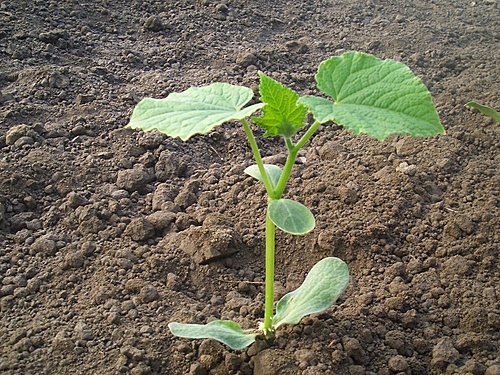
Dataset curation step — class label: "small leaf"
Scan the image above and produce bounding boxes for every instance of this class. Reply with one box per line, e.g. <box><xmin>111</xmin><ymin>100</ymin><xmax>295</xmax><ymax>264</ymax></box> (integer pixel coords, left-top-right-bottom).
<box><xmin>252</xmin><ymin>71</ymin><xmax>307</xmax><ymax>137</ymax></box>
<box><xmin>465</xmin><ymin>101</ymin><xmax>500</xmax><ymax>122</ymax></box>
<box><xmin>168</xmin><ymin>320</ymin><xmax>256</xmax><ymax>350</ymax></box>
<box><xmin>268</xmin><ymin>199</ymin><xmax>315</xmax><ymax>235</ymax></box>
<box><xmin>244</xmin><ymin>164</ymin><xmax>283</xmax><ymax>188</ymax></box>
<box><xmin>128</xmin><ymin>83</ymin><xmax>264</xmax><ymax>141</ymax></box>
<box><xmin>299</xmin><ymin>51</ymin><xmax>445</xmax><ymax>141</ymax></box>
<box><xmin>272</xmin><ymin>257</ymin><xmax>349</xmax><ymax>329</ymax></box>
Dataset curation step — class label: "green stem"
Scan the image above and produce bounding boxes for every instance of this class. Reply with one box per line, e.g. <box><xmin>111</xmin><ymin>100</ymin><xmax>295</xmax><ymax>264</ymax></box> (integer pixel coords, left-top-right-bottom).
<box><xmin>263</xmin><ymin>212</ymin><xmax>275</xmax><ymax>332</ymax></box>
<box><xmin>241</xmin><ymin>119</ymin><xmax>273</xmax><ymax>195</ymax></box>
<box><xmin>295</xmin><ymin>121</ymin><xmax>321</xmax><ymax>151</ymax></box>
<box><xmin>273</xmin><ymin>121</ymin><xmax>321</xmax><ymax>198</ymax></box>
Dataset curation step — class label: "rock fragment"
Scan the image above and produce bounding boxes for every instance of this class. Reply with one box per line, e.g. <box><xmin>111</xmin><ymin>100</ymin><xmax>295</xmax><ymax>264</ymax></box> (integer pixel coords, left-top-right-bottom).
<box><xmin>431</xmin><ymin>338</ymin><xmax>459</xmax><ymax>371</ymax></box>
<box><xmin>116</xmin><ymin>167</ymin><xmax>154</xmax><ymax>192</ymax></box>
<box><xmin>124</xmin><ymin>218</ymin><xmax>155</xmax><ymax>241</ymax></box>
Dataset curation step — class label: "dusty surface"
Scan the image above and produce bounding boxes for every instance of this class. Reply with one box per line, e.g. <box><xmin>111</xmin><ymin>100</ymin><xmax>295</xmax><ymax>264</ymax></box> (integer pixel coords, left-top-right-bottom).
<box><xmin>1</xmin><ymin>0</ymin><xmax>499</xmax><ymax>374</ymax></box>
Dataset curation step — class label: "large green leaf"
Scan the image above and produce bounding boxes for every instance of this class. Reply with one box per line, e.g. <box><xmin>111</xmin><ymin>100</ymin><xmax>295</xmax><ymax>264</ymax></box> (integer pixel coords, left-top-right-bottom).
<box><xmin>298</xmin><ymin>51</ymin><xmax>445</xmax><ymax>141</ymax></box>
<box><xmin>168</xmin><ymin>320</ymin><xmax>256</xmax><ymax>350</ymax></box>
<box><xmin>252</xmin><ymin>71</ymin><xmax>307</xmax><ymax>137</ymax></box>
<box><xmin>128</xmin><ymin>83</ymin><xmax>264</xmax><ymax>141</ymax></box>
<box><xmin>272</xmin><ymin>257</ymin><xmax>349</xmax><ymax>329</ymax></box>
<box><xmin>268</xmin><ymin>199</ymin><xmax>315</xmax><ymax>235</ymax></box>
<box><xmin>244</xmin><ymin>164</ymin><xmax>283</xmax><ymax>188</ymax></box>
<box><xmin>465</xmin><ymin>101</ymin><xmax>500</xmax><ymax>122</ymax></box>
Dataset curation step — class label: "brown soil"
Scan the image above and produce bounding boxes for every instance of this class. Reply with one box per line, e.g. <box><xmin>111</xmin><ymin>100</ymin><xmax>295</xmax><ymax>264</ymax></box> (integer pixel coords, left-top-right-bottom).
<box><xmin>1</xmin><ymin>1</ymin><xmax>499</xmax><ymax>374</ymax></box>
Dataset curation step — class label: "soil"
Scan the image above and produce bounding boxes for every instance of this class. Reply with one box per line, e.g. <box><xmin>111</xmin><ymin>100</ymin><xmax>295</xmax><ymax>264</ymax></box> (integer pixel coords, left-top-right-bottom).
<box><xmin>0</xmin><ymin>0</ymin><xmax>499</xmax><ymax>374</ymax></box>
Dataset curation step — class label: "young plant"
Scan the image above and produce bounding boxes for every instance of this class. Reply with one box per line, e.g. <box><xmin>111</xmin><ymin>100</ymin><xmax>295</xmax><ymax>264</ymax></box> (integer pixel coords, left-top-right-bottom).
<box><xmin>465</xmin><ymin>101</ymin><xmax>500</xmax><ymax>122</ymax></box>
<box><xmin>127</xmin><ymin>51</ymin><xmax>445</xmax><ymax>350</ymax></box>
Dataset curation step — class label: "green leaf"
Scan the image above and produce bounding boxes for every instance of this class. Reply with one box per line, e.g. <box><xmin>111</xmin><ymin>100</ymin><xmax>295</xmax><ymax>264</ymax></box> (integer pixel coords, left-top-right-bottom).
<box><xmin>268</xmin><ymin>199</ymin><xmax>315</xmax><ymax>235</ymax></box>
<box><xmin>168</xmin><ymin>320</ymin><xmax>256</xmax><ymax>350</ymax></box>
<box><xmin>128</xmin><ymin>83</ymin><xmax>264</xmax><ymax>141</ymax></box>
<box><xmin>465</xmin><ymin>101</ymin><xmax>500</xmax><ymax>122</ymax></box>
<box><xmin>244</xmin><ymin>164</ymin><xmax>283</xmax><ymax>188</ymax></box>
<box><xmin>251</xmin><ymin>71</ymin><xmax>307</xmax><ymax>137</ymax></box>
<box><xmin>299</xmin><ymin>51</ymin><xmax>445</xmax><ymax>141</ymax></box>
<box><xmin>272</xmin><ymin>257</ymin><xmax>349</xmax><ymax>329</ymax></box>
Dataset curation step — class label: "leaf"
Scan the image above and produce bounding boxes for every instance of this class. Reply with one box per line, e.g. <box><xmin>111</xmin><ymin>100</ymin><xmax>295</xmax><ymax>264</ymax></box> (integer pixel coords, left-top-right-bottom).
<box><xmin>272</xmin><ymin>257</ymin><xmax>349</xmax><ymax>329</ymax></box>
<box><xmin>251</xmin><ymin>71</ymin><xmax>307</xmax><ymax>137</ymax></box>
<box><xmin>299</xmin><ymin>51</ymin><xmax>445</xmax><ymax>141</ymax></box>
<box><xmin>268</xmin><ymin>199</ymin><xmax>315</xmax><ymax>235</ymax></box>
<box><xmin>244</xmin><ymin>164</ymin><xmax>283</xmax><ymax>188</ymax></box>
<box><xmin>128</xmin><ymin>83</ymin><xmax>264</xmax><ymax>141</ymax></box>
<box><xmin>465</xmin><ymin>101</ymin><xmax>500</xmax><ymax>122</ymax></box>
<box><xmin>168</xmin><ymin>320</ymin><xmax>256</xmax><ymax>350</ymax></box>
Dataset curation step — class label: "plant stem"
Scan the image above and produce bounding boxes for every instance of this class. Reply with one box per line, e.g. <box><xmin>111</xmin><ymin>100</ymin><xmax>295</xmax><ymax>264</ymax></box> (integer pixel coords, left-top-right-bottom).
<box><xmin>241</xmin><ymin>119</ymin><xmax>274</xmax><ymax>195</ymax></box>
<box><xmin>263</xmin><ymin>212</ymin><xmax>275</xmax><ymax>332</ymax></box>
<box><xmin>295</xmin><ymin>121</ymin><xmax>321</xmax><ymax>151</ymax></box>
<box><xmin>273</xmin><ymin>121</ymin><xmax>321</xmax><ymax>198</ymax></box>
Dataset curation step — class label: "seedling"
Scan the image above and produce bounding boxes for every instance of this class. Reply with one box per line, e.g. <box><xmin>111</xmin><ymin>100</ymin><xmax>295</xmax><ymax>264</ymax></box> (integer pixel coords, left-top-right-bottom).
<box><xmin>127</xmin><ymin>51</ymin><xmax>444</xmax><ymax>350</ymax></box>
<box><xmin>465</xmin><ymin>101</ymin><xmax>500</xmax><ymax>122</ymax></box>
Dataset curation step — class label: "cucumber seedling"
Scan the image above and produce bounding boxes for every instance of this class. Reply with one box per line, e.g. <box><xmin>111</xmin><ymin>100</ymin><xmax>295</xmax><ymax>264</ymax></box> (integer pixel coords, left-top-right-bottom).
<box><xmin>127</xmin><ymin>51</ymin><xmax>445</xmax><ymax>350</ymax></box>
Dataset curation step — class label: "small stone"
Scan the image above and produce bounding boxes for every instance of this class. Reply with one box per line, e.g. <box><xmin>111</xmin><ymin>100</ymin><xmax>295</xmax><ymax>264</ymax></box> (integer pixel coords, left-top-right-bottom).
<box><xmin>155</xmin><ymin>151</ymin><xmax>185</xmax><ymax>181</ymax></box>
<box><xmin>14</xmin><ymin>136</ymin><xmax>34</xmax><ymax>147</ymax></box>
<box><xmin>116</xmin><ymin>167</ymin><xmax>154</xmax><ymax>192</ymax></box>
<box><xmin>5</xmin><ymin>124</ymin><xmax>35</xmax><ymax>145</ymax></box>
<box><xmin>48</xmin><ymin>72</ymin><xmax>70</xmax><ymax>88</ymax></box>
<box><xmin>485</xmin><ymin>364</ymin><xmax>500</xmax><ymax>375</ymax></box>
<box><xmin>67</xmin><ymin>192</ymin><xmax>89</xmax><ymax>208</ymax></box>
<box><xmin>348</xmin><ymin>365</ymin><xmax>366</xmax><ymax>375</ymax></box>
<box><xmin>236</xmin><ymin>52</ymin><xmax>258</xmax><ymax>68</ymax></box>
<box><xmin>124</xmin><ymin>218</ymin><xmax>155</xmax><ymax>241</ymax></box>
<box><xmin>294</xmin><ymin>349</ymin><xmax>317</xmax><ymax>366</ymax></box>
<box><xmin>63</xmin><ymin>250</ymin><xmax>85</xmax><ymax>269</ymax></box>
<box><xmin>144</xmin><ymin>15</ymin><xmax>164</xmax><ymax>31</ymax></box>
<box><xmin>189</xmin><ymin>363</ymin><xmax>207</xmax><ymax>375</ymax></box>
<box><xmin>166</xmin><ymin>273</ymin><xmax>180</xmax><ymax>291</ymax></box>
<box><xmin>338</xmin><ymin>185</ymin><xmax>358</xmax><ymax>204</ymax></box>
<box><xmin>146</xmin><ymin>211</ymin><xmax>176</xmax><ymax>231</ymax></box>
<box><xmin>31</xmin><ymin>235</ymin><xmax>57</xmax><ymax>256</ymax></box>
<box><xmin>343</xmin><ymin>337</ymin><xmax>367</xmax><ymax>365</ymax></box>
<box><xmin>388</xmin><ymin>355</ymin><xmax>409</xmax><ymax>372</ymax></box>
<box><xmin>139</xmin><ymin>285</ymin><xmax>159</xmax><ymax>303</ymax></box>
<box><xmin>107</xmin><ymin>312</ymin><xmax>120</xmax><ymax>324</ymax></box>
<box><xmin>431</xmin><ymin>338</ymin><xmax>459</xmax><ymax>370</ymax></box>
<box><xmin>225</xmin><ymin>353</ymin><xmax>241</xmax><ymax>370</ymax></box>
<box><xmin>75</xmin><ymin>94</ymin><xmax>95</xmax><ymax>105</ymax></box>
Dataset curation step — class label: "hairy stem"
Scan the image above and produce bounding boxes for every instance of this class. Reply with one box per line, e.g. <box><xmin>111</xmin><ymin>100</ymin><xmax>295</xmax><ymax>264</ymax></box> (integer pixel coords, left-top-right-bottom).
<box><xmin>263</xmin><ymin>212</ymin><xmax>275</xmax><ymax>332</ymax></box>
<box><xmin>241</xmin><ymin>119</ymin><xmax>274</xmax><ymax>195</ymax></box>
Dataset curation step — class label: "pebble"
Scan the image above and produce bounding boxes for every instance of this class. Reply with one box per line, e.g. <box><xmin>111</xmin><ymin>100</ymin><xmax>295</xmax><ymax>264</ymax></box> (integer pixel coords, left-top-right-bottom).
<box><xmin>5</xmin><ymin>124</ymin><xmax>36</xmax><ymax>145</ymax></box>
<box><xmin>343</xmin><ymin>337</ymin><xmax>367</xmax><ymax>365</ymax></box>
<box><xmin>166</xmin><ymin>273</ymin><xmax>180</xmax><ymax>291</ymax></box>
<box><xmin>146</xmin><ymin>211</ymin><xmax>176</xmax><ymax>231</ymax></box>
<box><xmin>388</xmin><ymin>355</ymin><xmax>409</xmax><ymax>372</ymax></box>
<box><xmin>139</xmin><ymin>285</ymin><xmax>159</xmax><ymax>303</ymax></box>
<box><xmin>236</xmin><ymin>52</ymin><xmax>258</xmax><ymax>68</ymax></box>
<box><xmin>124</xmin><ymin>218</ymin><xmax>155</xmax><ymax>241</ymax></box>
<box><xmin>63</xmin><ymin>250</ymin><xmax>85</xmax><ymax>269</ymax></box>
<box><xmin>431</xmin><ymin>338</ymin><xmax>459</xmax><ymax>370</ymax></box>
<box><xmin>144</xmin><ymin>15</ymin><xmax>164</xmax><ymax>31</ymax></box>
<box><xmin>75</xmin><ymin>94</ymin><xmax>95</xmax><ymax>105</ymax></box>
<box><xmin>116</xmin><ymin>167</ymin><xmax>154</xmax><ymax>192</ymax></box>
<box><xmin>30</xmin><ymin>235</ymin><xmax>57</xmax><ymax>256</ymax></box>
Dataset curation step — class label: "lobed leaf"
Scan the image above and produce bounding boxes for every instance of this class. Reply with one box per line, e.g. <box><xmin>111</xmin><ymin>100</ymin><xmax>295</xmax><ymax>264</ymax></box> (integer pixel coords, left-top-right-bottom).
<box><xmin>244</xmin><ymin>164</ymin><xmax>283</xmax><ymax>188</ymax></box>
<box><xmin>128</xmin><ymin>83</ymin><xmax>264</xmax><ymax>141</ymax></box>
<box><xmin>268</xmin><ymin>199</ymin><xmax>315</xmax><ymax>235</ymax></box>
<box><xmin>465</xmin><ymin>101</ymin><xmax>500</xmax><ymax>122</ymax></box>
<box><xmin>299</xmin><ymin>51</ymin><xmax>445</xmax><ymax>141</ymax></box>
<box><xmin>168</xmin><ymin>320</ymin><xmax>256</xmax><ymax>350</ymax></box>
<box><xmin>272</xmin><ymin>257</ymin><xmax>349</xmax><ymax>329</ymax></box>
<box><xmin>252</xmin><ymin>71</ymin><xmax>307</xmax><ymax>137</ymax></box>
